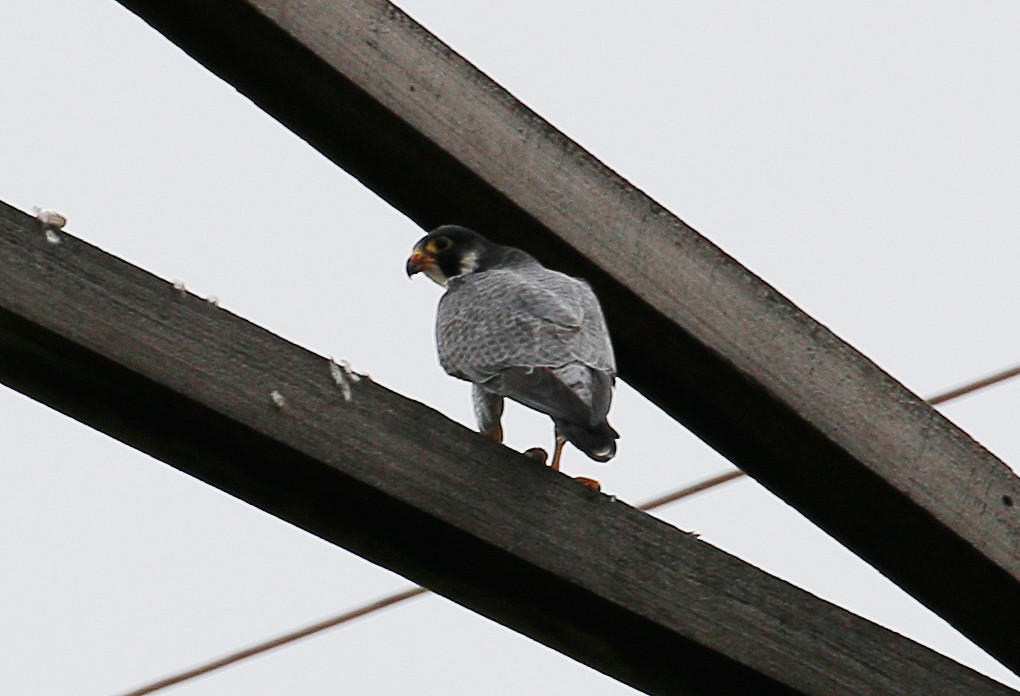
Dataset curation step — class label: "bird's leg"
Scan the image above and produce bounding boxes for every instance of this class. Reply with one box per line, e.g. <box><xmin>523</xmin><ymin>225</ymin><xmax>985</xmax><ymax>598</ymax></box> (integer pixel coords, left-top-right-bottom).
<box><xmin>550</xmin><ymin>434</ymin><xmax>567</xmax><ymax>471</ymax></box>
<box><xmin>473</xmin><ymin>386</ymin><xmax>505</xmax><ymax>443</ymax></box>
<box><xmin>480</xmin><ymin>424</ymin><xmax>503</xmax><ymax>443</ymax></box>
<box><xmin>552</xmin><ymin>431</ymin><xmax>601</xmax><ymax>491</ymax></box>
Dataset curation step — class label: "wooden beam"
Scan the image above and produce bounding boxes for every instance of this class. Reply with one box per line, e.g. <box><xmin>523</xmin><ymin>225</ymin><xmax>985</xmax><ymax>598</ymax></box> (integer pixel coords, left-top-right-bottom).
<box><xmin>110</xmin><ymin>0</ymin><xmax>1020</xmax><ymax>674</ymax></box>
<box><xmin>1</xmin><ymin>202</ymin><xmax>1014</xmax><ymax>694</ymax></box>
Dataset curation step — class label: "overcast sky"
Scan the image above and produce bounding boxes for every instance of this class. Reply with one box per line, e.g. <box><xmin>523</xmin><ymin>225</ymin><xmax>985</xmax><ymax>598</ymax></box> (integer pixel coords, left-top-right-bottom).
<box><xmin>2</xmin><ymin>1</ymin><xmax>1019</xmax><ymax>694</ymax></box>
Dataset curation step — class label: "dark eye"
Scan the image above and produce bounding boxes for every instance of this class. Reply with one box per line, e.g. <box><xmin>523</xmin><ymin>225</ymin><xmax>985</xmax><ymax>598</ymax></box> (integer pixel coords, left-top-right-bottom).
<box><xmin>433</xmin><ymin>236</ymin><xmax>452</xmax><ymax>252</ymax></box>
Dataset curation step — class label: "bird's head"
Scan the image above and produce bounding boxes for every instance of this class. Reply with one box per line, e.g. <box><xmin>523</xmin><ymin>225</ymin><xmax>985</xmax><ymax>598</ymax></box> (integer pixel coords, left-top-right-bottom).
<box><xmin>406</xmin><ymin>225</ymin><xmax>497</xmax><ymax>287</ymax></box>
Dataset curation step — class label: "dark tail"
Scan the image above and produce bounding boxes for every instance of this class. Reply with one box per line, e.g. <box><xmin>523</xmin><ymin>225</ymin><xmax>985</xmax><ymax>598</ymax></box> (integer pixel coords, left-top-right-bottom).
<box><xmin>558</xmin><ymin>419</ymin><xmax>619</xmax><ymax>462</ymax></box>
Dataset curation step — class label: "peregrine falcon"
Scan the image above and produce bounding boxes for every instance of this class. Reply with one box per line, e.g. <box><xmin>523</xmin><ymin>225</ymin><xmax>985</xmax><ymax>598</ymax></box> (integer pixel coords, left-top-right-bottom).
<box><xmin>406</xmin><ymin>225</ymin><xmax>618</xmax><ymax>475</ymax></box>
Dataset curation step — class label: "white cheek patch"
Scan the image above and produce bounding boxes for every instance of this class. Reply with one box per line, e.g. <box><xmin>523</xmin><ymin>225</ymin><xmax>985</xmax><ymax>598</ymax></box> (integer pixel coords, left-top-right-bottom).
<box><xmin>459</xmin><ymin>251</ymin><xmax>479</xmax><ymax>275</ymax></box>
<box><xmin>424</xmin><ymin>264</ymin><xmax>448</xmax><ymax>287</ymax></box>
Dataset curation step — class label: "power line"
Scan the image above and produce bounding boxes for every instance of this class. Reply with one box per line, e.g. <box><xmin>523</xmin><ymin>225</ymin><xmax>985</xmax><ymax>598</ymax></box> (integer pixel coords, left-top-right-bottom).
<box><xmin>926</xmin><ymin>363</ymin><xmax>1020</xmax><ymax>405</ymax></box>
<box><xmin>636</xmin><ymin>470</ymin><xmax>745</xmax><ymax>511</ymax></box>
<box><xmin>115</xmin><ymin>361</ymin><xmax>1020</xmax><ymax>695</ymax></box>
<box><xmin>118</xmin><ymin>588</ymin><xmax>429</xmax><ymax>696</ymax></box>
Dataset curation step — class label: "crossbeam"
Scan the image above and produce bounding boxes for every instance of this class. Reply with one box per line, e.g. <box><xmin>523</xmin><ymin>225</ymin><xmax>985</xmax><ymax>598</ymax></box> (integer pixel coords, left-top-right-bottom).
<box><xmin>0</xmin><ymin>202</ymin><xmax>1013</xmax><ymax>694</ymax></box>
<box><xmin>111</xmin><ymin>0</ymin><xmax>1020</xmax><ymax>674</ymax></box>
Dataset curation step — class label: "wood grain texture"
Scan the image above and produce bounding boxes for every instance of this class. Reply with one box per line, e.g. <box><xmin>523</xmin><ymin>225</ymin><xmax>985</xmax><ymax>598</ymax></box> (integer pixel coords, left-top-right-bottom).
<box><xmin>109</xmin><ymin>0</ymin><xmax>1020</xmax><ymax>674</ymax></box>
<box><xmin>1</xmin><ymin>202</ymin><xmax>1014</xmax><ymax>694</ymax></box>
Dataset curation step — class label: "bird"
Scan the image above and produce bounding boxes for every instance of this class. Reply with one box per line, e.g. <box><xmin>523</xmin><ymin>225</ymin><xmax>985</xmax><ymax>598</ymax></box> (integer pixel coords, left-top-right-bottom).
<box><xmin>405</xmin><ymin>225</ymin><xmax>618</xmax><ymax>479</ymax></box>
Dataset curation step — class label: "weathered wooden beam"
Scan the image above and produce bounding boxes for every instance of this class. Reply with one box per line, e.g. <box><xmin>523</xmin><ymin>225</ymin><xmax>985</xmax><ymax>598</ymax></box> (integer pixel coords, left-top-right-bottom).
<box><xmin>1</xmin><ymin>202</ymin><xmax>1013</xmax><ymax>694</ymax></box>
<box><xmin>109</xmin><ymin>0</ymin><xmax>1020</xmax><ymax>673</ymax></box>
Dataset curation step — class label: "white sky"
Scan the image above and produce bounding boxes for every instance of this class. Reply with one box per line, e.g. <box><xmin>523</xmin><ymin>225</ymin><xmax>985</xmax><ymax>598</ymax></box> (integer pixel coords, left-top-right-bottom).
<box><xmin>2</xmin><ymin>1</ymin><xmax>1019</xmax><ymax>694</ymax></box>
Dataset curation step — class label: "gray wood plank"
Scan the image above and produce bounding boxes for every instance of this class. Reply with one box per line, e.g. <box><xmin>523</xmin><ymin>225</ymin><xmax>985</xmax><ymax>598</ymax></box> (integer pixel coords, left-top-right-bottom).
<box><xmin>109</xmin><ymin>0</ymin><xmax>1020</xmax><ymax>674</ymax></box>
<box><xmin>0</xmin><ymin>201</ymin><xmax>1014</xmax><ymax>694</ymax></box>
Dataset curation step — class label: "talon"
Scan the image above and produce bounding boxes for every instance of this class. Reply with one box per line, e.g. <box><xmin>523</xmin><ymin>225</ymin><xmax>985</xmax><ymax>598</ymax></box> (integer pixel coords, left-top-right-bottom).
<box><xmin>573</xmin><ymin>476</ymin><xmax>601</xmax><ymax>492</ymax></box>
<box><xmin>523</xmin><ymin>447</ymin><xmax>548</xmax><ymax>463</ymax></box>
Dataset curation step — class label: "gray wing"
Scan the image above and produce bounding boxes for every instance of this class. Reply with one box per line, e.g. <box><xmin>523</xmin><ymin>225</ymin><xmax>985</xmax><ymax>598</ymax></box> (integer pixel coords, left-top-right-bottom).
<box><xmin>436</xmin><ymin>265</ymin><xmax>615</xmax><ymax>385</ymax></box>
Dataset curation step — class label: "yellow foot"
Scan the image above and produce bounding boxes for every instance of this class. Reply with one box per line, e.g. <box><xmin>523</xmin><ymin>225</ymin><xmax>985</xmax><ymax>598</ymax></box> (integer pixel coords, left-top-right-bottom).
<box><xmin>573</xmin><ymin>476</ymin><xmax>601</xmax><ymax>492</ymax></box>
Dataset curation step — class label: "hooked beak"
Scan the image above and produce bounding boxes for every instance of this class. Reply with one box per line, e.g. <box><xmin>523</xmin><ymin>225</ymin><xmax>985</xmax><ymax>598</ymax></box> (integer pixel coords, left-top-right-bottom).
<box><xmin>406</xmin><ymin>250</ymin><xmax>433</xmax><ymax>277</ymax></box>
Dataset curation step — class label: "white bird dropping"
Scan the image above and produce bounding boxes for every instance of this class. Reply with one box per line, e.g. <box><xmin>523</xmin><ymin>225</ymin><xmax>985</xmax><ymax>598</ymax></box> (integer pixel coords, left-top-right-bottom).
<box><xmin>270</xmin><ymin>390</ymin><xmax>286</xmax><ymax>409</ymax></box>
<box><xmin>328</xmin><ymin>356</ymin><xmax>358</xmax><ymax>402</ymax></box>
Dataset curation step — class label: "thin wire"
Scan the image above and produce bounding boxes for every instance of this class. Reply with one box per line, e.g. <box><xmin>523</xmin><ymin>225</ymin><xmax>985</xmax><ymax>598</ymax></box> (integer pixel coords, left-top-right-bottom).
<box><xmin>117</xmin><ymin>588</ymin><xmax>428</xmax><ymax>696</ymax></box>
<box><xmin>636</xmin><ymin>469</ymin><xmax>745</xmax><ymax>510</ymax></box>
<box><xmin>640</xmin><ymin>360</ymin><xmax>1020</xmax><ymax>511</ymax></box>
<box><xmin>115</xmin><ymin>361</ymin><xmax>1020</xmax><ymax>695</ymax></box>
<box><xmin>926</xmin><ymin>362</ymin><xmax>1020</xmax><ymax>405</ymax></box>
